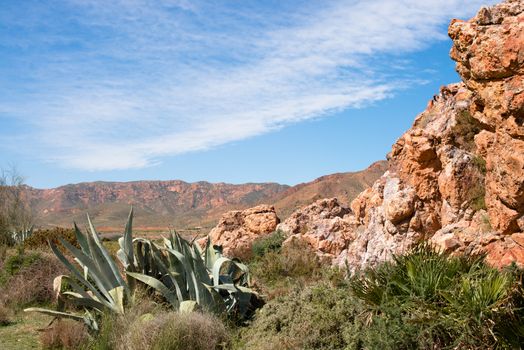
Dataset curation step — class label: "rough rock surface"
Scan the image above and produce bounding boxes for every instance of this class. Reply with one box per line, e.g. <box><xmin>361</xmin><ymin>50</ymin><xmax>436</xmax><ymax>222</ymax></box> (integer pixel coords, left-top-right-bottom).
<box><xmin>204</xmin><ymin>205</ymin><xmax>279</xmax><ymax>256</ymax></box>
<box><xmin>277</xmin><ymin>198</ymin><xmax>357</xmax><ymax>261</ymax></box>
<box><xmin>278</xmin><ymin>0</ymin><xmax>524</xmax><ymax>270</ymax></box>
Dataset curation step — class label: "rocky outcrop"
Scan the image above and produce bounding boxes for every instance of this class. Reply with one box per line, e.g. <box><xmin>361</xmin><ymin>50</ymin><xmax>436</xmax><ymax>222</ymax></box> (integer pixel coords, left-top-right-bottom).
<box><xmin>277</xmin><ymin>198</ymin><xmax>356</xmax><ymax>261</ymax></box>
<box><xmin>203</xmin><ymin>205</ymin><xmax>280</xmax><ymax>256</ymax></box>
<box><xmin>278</xmin><ymin>0</ymin><xmax>524</xmax><ymax>270</ymax></box>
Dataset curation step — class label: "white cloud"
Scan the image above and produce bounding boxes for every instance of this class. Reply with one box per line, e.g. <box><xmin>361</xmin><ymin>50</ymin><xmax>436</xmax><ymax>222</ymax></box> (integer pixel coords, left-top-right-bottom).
<box><xmin>0</xmin><ymin>0</ymin><xmax>497</xmax><ymax>170</ymax></box>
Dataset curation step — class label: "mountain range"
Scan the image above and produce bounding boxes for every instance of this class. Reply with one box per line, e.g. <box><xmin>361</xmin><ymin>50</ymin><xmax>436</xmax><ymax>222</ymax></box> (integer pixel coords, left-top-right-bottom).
<box><xmin>26</xmin><ymin>161</ymin><xmax>387</xmax><ymax>233</ymax></box>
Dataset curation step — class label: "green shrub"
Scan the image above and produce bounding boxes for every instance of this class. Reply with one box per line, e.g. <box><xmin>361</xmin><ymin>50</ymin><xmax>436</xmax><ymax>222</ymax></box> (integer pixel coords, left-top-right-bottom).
<box><xmin>452</xmin><ymin>110</ymin><xmax>482</xmax><ymax>151</ymax></box>
<box><xmin>239</xmin><ymin>245</ymin><xmax>524</xmax><ymax>349</ymax></box>
<box><xmin>350</xmin><ymin>245</ymin><xmax>524</xmax><ymax>349</ymax></box>
<box><xmin>472</xmin><ymin>154</ymin><xmax>487</xmax><ymax>174</ymax></box>
<box><xmin>149</xmin><ymin>312</ymin><xmax>229</xmax><ymax>350</ymax></box>
<box><xmin>249</xmin><ymin>239</ymin><xmax>324</xmax><ymax>299</ymax></box>
<box><xmin>235</xmin><ymin>281</ymin><xmax>364</xmax><ymax>350</ymax></box>
<box><xmin>468</xmin><ymin>185</ymin><xmax>487</xmax><ymax>211</ymax></box>
<box><xmin>0</xmin><ymin>246</ymin><xmax>40</xmax><ymax>284</ymax></box>
<box><xmin>251</xmin><ymin>230</ymin><xmax>285</xmax><ymax>259</ymax></box>
<box><xmin>84</xmin><ymin>295</ymin><xmax>158</xmax><ymax>350</ymax></box>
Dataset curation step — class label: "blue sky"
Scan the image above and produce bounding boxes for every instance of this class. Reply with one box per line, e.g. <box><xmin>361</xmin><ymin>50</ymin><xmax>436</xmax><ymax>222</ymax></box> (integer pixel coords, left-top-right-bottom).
<box><xmin>0</xmin><ymin>0</ymin><xmax>497</xmax><ymax>189</ymax></box>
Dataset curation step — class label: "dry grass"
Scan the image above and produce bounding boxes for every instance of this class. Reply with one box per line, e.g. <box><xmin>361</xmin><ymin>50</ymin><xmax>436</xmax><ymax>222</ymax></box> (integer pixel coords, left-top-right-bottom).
<box><xmin>40</xmin><ymin>319</ymin><xmax>89</xmax><ymax>350</ymax></box>
<box><xmin>127</xmin><ymin>311</ymin><xmax>229</xmax><ymax>350</ymax></box>
<box><xmin>86</xmin><ymin>293</ymin><xmax>161</xmax><ymax>349</ymax></box>
<box><xmin>0</xmin><ymin>303</ymin><xmax>11</xmax><ymax>326</ymax></box>
<box><xmin>0</xmin><ymin>251</ymin><xmax>67</xmax><ymax>309</ymax></box>
<box><xmin>89</xmin><ymin>295</ymin><xmax>229</xmax><ymax>350</ymax></box>
<box><xmin>0</xmin><ymin>245</ymin><xmax>7</xmax><ymax>268</ymax></box>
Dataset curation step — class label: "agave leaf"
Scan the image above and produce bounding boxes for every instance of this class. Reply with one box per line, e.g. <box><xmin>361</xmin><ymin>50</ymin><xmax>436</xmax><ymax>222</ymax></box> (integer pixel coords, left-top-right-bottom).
<box><xmin>123</xmin><ymin>208</ymin><xmax>134</xmax><ymax>263</ymax></box>
<box><xmin>164</xmin><ymin>249</ymin><xmax>190</xmax><ymax>300</ymax></box>
<box><xmin>24</xmin><ymin>307</ymin><xmax>87</xmax><ymax>321</ymax></box>
<box><xmin>212</xmin><ymin>257</ymin><xmax>232</xmax><ymax>286</ymax></box>
<box><xmin>147</xmin><ymin>244</ymin><xmax>185</xmax><ymax>301</ymax></box>
<box><xmin>49</xmin><ymin>240</ymin><xmax>110</xmax><ymax>306</ymax></box>
<box><xmin>116</xmin><ymin>248</ymin><xmax>128</xmax><ymax>269</ymax></box>
<box><xmin>58</xmin><ymin>237</ymin><xmax>116</xmax><ymax>300</ymax></box>
<box><xmin>108</xmin><ymin>286</ymin><xmax>125</xmax><ymax>314</ymax></box>
<box><xmin>212</xmin><ymin>284</ymin><xmax>238</xmax><ymax>292</ymax></box>
<box><xmin>53</xmin><ymin>275</ymin><xmax>68</xmax><ymax>301</ymax></box>
<box><xmin>74</xmin><ymin>223</ymin><xmax>90</xmax><ymax>255</ymax></box>
<box><xmin>127</xmin><ymin>272</ymin><xmax>179</xmax><ymax>308</ymax></box>
<box><xmin>86</xmin><ymin>214</ymin><xmax>129</xmax><ymax>295</ymax></box>
<box><xmin>204</xmin><ymin>237</ymin><xmax>220</xmax><ymax>270</ymax></box>
<box><xmin>62</xmin><ymin>293</ymin><xmax>109</xmax><ymax>312</ymax></box>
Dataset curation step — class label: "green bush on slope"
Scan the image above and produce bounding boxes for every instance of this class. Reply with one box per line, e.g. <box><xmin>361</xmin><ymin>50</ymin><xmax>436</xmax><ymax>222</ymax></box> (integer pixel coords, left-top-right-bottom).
<box><xmin>248</xmin><ymin>239</ymin><xmax>328</xmax><ymax>299</ymax></box>
<box><xmin>251</xmin><ymin>230</ymin><xmax>286</xmax><ymax>258</ymax></box>
<box><xmin>238</xmin><ymin>245</ymin><xmax>524</xmax><ymax>350</ymax></box>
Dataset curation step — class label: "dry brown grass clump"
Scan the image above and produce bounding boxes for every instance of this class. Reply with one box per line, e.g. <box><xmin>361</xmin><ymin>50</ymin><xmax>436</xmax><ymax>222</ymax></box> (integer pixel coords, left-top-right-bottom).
<box><xmin>40</xmin><ymin>319</ymin><xmax>89</xmax><ymax>350</ymax></box>
<box><xmin>0</xmin><ymin>251</ymin><xmax>67</xmax><ymax>309</ymax></box>
<box><xmin>130</xmin><ymin>311</ymin><xmax>229</xmax><ymax>350</ymax></box>
<box><xmin>0</xmin><ymin>302</ymin><xmax>12</xmax><ymax>326</ymax></box>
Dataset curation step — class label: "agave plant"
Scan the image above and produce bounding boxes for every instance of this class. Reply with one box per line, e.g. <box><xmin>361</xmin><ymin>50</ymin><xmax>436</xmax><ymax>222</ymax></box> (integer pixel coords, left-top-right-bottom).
<box><xmin>117</xmin><ymin>210</ymin><xmax>256</xmax><ymax>317</ymax></box>
<box><xmin>26</xmin><ymin>208</ymin><xmax>258</xmax><ymax>330</ymax></box>
<box><xmin>25</xmin><ymin>216</ymin><xmax>130</xmax><ymax>330</ymax></box>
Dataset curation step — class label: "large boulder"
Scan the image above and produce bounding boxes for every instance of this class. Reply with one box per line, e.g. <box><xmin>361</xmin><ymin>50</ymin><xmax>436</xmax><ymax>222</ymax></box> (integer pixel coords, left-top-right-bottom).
<box><xmin>205</xmin><ymin>205</ymin><xmax>279</xmax><ymax>257</ymax></box>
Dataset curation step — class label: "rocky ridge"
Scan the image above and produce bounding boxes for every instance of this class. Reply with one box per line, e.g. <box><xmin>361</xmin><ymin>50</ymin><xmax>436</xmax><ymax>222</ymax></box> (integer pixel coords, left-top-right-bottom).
<box><xmin>27</xmin><ymin>162</ymin><xmax>386</xmax><ymax>231</ymax></box>
<box><xmin>240</xmin><ymin>0</ymin><xmax>524</xmax><ymax>269</ymax></box>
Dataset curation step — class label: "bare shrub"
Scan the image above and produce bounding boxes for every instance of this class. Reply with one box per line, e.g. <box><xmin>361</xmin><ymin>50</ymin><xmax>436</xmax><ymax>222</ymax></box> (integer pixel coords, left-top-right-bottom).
<box><xmin>0</xmin><ymin>166</ymin><xmax>35</xmax><ymax>244</ymax></box>
<box><xmin>40</xmin><ymin>319</ymin><xmax>89</xmax><ymax>349</ymax></box>
<box><xmin>0</xmin><ymin>251</ymin><xmax>67</xmax><ymax>308</ymax></box>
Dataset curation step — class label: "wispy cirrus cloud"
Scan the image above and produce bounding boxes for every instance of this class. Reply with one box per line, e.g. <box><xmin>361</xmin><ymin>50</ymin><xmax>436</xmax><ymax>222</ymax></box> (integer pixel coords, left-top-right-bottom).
<box><xmin>0</xmin><ymin>0</ymin><xmax>496</xmax><ymax>170</ymax></box>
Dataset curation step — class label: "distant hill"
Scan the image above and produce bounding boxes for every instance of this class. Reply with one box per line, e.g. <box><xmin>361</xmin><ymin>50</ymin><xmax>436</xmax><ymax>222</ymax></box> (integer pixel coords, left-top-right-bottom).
<box><xmin>272</xmin><ymin>161</ymin><xmax>387</xmax><ymax>218</ymax></box>
<box><xmin>26</xmin><ymin>161</ymin><xmax>387</xmax><ymax>232</ymax></box>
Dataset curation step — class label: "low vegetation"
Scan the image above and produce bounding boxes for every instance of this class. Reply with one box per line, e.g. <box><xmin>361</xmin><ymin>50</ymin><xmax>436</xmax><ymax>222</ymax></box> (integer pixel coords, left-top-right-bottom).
<box><xmin>0</xmin><ymin>303</ymin><xmax>11</xmax><ymax>326</ymax></box>
<box><xmin>2</xmin><ymin>209</ymin><xmax>524</xmax><ymax>349</ymax></box>
<box><xmin>249</xmin><ymin>238</ymin><xmax>326</xmax><ymax>299</ymax></box>
<box><xmin>237</xmin><ymin>244</ymin><xmax>524</xmax><ymax>349</ymax></box>
<box><xmin>0</xmin><ymin>247</ymin><xmax>67</xmax><ymax>310</ymax></box>
<box><xmin>40</xmin><ymin>319</ymin><xmax>89</xmax><ymax>350</ymax></box>
<box><xmin>452</xmin><ymin>110</ymin><xmax>483</xmax><ymax>152</ymax></box>
<box><xmin>251</xmin><ymin>230</ymin><xmax>285</xmax><ymax>258</ymax></box>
